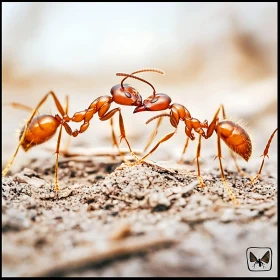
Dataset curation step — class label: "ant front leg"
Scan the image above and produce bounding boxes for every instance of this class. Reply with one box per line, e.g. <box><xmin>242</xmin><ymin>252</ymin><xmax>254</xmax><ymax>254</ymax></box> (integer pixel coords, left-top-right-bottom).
<box><xmin>143</xmin><ymin>116</ymin><xmax>163</xmax><ymax>153</ymax></box>
<box><xmin>135</xmin><ymin>130</ymin><xmax>177</xmax><ymax>164</ymax></box>
<box><xmin>99</xmin><ymin>107</ymin><xmax>139</xmax><ymax>162</ymax></box>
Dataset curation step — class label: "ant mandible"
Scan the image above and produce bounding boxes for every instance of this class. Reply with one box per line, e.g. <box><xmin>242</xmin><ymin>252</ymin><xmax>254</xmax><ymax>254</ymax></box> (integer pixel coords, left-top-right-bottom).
<box><xmin>2</xmin><ymin>69</ymin><xmax>164</xmax><ymax>195</ymax></box>
<box><xmin>129</xmin><ymin>71</ymin><xmax>277</xmax><ymax>205</ymax></box>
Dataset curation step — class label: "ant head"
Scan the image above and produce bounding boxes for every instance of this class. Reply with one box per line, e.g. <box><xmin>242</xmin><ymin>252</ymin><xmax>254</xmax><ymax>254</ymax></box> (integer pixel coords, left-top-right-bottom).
<box><xmin>133</xmin><ymin>93</ymin><xmax>172</xmax><ymax>113</ymax></box>
<box><xmin>113</xmin><ymin>69</ymin><xmax>165</xmax><ymax>108</ymax></box>
<box><xmin>111</xmin><ymin>84</ymin><xmax>142</xmax><ymax>107</ymax></box>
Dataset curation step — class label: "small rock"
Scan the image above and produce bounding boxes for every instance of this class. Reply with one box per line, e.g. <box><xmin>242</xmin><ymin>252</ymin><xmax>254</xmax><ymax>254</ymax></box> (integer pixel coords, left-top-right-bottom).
<box><xmin>251</xmin><ymin>193</ymin><xmax>265</xmax><ymax>200</ymax></box>
<box><xmin>14</xmin><ymin>174</ymin><xmax>29</xmax><ymax>184</ymax></box>
<box><xmin>28</xmin><ymin>177</ymin><xmax>46</xmax><ymax>188</ymax></box>
<box><xmin>22</xmin><ymin>168</ymin><xmax>38</xmax><ymax>177</ymax></box>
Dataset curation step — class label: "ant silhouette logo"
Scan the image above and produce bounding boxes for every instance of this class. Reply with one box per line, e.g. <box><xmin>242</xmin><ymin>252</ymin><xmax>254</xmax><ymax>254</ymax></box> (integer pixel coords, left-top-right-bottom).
<box><xmin>246</xmin><ymin>247</ymin><xmax>272</xmax><ymax>271</ymax></box>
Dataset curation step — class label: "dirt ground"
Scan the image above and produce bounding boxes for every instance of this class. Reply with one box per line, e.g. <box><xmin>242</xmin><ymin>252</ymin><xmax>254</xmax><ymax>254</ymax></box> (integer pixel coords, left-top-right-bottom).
<box><xmin>2</xmin><ymin>151</ymin><xmax>277</xmax><ymax>277</ymax></box>
<box><xmin>2</xmin><ymin>4</ymin><xmax>277</xmax><ymax>275</ymax></box>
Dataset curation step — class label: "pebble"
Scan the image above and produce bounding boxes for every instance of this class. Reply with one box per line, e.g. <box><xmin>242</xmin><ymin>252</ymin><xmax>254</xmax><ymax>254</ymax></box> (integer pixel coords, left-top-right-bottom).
<box><xmin>14</xmin><ymin>174</ymin><xmax>29</xmax><ymax>184</ymax></box>
<box><xmin>251</xmin><ymin>193</ymin><xmax>265</xmax><ymax>200</ymax></box>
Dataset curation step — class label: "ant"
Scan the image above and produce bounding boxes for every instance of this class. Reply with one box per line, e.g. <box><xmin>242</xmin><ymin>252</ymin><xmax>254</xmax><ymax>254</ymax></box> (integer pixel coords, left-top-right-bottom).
<box><xmin>130</xmin><ymin>71</ymin><xmax>277</xmax><ymax>204</ymax></box>
<box><xmin>2</xmin><ymin>69</ymin><xmax>164</xmax><ymax>195</ymax></box>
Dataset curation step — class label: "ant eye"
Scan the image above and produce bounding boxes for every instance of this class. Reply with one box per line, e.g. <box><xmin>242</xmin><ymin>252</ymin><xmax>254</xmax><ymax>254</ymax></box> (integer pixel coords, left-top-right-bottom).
<box><xmin>125</xmin><ymin>91</ymin><xmax>132</xmax><ymax>98</ymax></box>
<box><xmin>151</xmin><ymin>97</ymin><xmax>158</xmax><ymax>103</ymax></box>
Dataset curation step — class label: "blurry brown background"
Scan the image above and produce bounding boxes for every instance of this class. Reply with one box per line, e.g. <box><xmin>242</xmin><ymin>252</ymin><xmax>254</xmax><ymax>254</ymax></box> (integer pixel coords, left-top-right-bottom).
<box><xmin>2</xmin><ymin>2</ymin><xmax>277</xmax><ymax>174</ymax></box>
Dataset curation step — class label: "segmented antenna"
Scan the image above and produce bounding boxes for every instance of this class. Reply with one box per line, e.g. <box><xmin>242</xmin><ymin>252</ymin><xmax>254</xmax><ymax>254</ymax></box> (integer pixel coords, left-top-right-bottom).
<box><xmin>122</xmin><ymin>68</ymin><xmax>165</xmax><ymax>84</ymax></box>
<box><xmin>116</xmin><ymin>73</ymin><xmax>157</xmax><ymax>97</ymax></box>
<box><xmin>116</xmin><ymin>68</ymin><xmax>164</xmax><ymax>97</ymax></box>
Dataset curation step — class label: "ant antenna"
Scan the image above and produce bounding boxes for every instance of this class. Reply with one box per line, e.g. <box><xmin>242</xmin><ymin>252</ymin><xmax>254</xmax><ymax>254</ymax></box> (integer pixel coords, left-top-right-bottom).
<box><xmin>122</xmin><ymin>68</ymin><xmax>165</xmax><ymax>84</ymax></box>
<box><xmin>116</xmin><ymin>73</ymin><xmax>158</xmax><ymax>97</ymax></box>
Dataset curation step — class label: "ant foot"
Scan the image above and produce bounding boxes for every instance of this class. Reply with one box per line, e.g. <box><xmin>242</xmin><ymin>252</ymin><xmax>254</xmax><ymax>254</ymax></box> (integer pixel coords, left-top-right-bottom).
<box><xmin>2</xmin><ymin>163</ymin><xmax>12</xmax><ymax>177</ymax></box>
<box><xmin>127</xmin><ymin>159</ymin><xmax>145</xmax><ymax>166</ymax></box>
<box><xmin>54</xmin><ymin>184</ymin><xmax>60</xmax><ymax>199</ymax></box>
<box><xmin>250</xmin><ymin>175</ymin><xmax>260</xmax><ymax>185</ymax></box>
<box><xmin>130</xmin><ymin>152</ymin><xmax>140</xmax><ymax>161</ymax></box>
<box><xmin>198</xmin><ymin>176</ymin><xmax>205</xmax><ymax>187</ymax></box>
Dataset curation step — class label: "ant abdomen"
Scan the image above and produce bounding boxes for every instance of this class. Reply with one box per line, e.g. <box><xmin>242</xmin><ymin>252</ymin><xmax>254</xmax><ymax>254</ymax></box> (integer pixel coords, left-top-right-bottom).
<box><xmin>20</xmin><ymin>115</ymin><xmax>60</xmax><ymax>151</ymax></box>
<box><xmin>216</xmin><ymin>120</ymin><xmax>252</xmax><ymax>161</ymax></box>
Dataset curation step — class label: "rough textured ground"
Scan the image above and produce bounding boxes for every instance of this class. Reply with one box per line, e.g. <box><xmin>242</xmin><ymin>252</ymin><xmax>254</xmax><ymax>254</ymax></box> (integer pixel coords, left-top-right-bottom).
<box><xmin>2</xmin><ymin>153</ymin><xmax>277</xmax><ymax>277</ymax></box>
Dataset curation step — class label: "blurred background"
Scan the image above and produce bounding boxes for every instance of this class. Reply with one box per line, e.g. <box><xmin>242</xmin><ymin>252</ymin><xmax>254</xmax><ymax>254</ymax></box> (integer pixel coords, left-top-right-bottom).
<box><xmin>2</xmin><ymin>2</ymin><xmax>277</xmax><ymax>174</ymax></box>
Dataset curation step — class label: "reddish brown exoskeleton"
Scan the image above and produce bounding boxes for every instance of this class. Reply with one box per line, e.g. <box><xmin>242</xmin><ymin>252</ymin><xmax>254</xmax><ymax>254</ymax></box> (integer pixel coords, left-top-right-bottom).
<box><xmin>127</xmin><ymin>71</ymin><xmax>277</xmax><ymax>204</ymax></box>
<box><xmin>2</xmin><ymin>69</ymin><xmax>164</xmax><ymax>194</ymax></box>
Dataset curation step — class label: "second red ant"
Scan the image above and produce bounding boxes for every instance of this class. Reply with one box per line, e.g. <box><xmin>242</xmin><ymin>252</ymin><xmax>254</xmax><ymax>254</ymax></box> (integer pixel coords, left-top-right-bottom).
<box><xmin>124</xmin><ymin>71</ymin><xmax>278</xmax><ymax>204</ymax></box>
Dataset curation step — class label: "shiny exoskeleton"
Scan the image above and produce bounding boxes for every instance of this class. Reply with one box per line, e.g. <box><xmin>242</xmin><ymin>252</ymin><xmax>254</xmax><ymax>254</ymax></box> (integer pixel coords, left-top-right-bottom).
<box><xmin>2</xmin><ymin>69</ymin><xmax>163</xmax><ymax>194</ymax></box>
<box><xmin>131</xmin><ymin>72</ymin><xmax>277</xmax><ymax>205</ymax></box>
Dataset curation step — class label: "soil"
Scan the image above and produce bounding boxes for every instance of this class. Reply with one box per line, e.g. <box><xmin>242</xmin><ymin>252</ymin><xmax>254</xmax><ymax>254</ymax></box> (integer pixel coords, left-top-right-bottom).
<box><xmin>2</xmin><ymin>152</ymin><xmax>277</xmax><ymax>277</ymax></box>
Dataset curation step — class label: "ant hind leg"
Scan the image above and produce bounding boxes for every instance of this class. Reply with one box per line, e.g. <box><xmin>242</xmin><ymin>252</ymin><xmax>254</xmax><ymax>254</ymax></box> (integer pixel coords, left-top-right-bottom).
<box><xmin>2</xmin><ymin>91</ymin><xmax>67</xmax><ymax>177</ymax></box>
<box><xmin>251</xmin><ymin>128</ymin><xmax>278</xmax><ymax>184</ymax></box>
<box><xmin>215</xmin><ymin>130</ymin><xmax>239</xmax><ymax>205</ymax></box>
<box><xmin>195</xmin><ymin>135</ymin><xmax>205</xmax><ymax>187</ymax></box>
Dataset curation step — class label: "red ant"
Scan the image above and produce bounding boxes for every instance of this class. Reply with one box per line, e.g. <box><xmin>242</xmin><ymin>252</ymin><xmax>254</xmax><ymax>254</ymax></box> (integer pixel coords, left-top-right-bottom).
<box><xmin>2</xmin><ymin>69</ymin><xmax>164</xmax><ymax>194</ymax></box>
<box><xmin>127</xmin><ymin>71</ymin><xmax>277</xmax><ymax>204</ymax></box>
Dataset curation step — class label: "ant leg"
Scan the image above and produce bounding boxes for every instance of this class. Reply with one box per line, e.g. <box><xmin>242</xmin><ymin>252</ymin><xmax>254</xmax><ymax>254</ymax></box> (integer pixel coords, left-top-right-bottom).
<box><xmin>178</xmin><ymin>137</ymin><xmax>189</xmax><ymax>164</ymax></box>
<box><xmin>109</xmin><ymin>118</ymin><xmax>130</xmax><ymax>163</ymax></box>
<box><xmin>53</xmin><ymin>96</ymin><xmax>69</xmax><ymax>194</ymax></box>
<box><xmin>53</xmin><ymin>125</ymin><xmax>63</xmax><ymax>195</ymax></box>
<box><xmin>2</xmin><ymin>91</ymin><xmax>66</xmax><ymax>177</ymax></box>
<box><xmin>100</xmin><ymin>108</ymin><xmax>138</xmax><ymax>161</ymax></box>
<box><xmin>195</xmin><ymin>135</ymin><xmax>205</xmax><ymax>187</ymax></box>
<box><xmin>215</xmin><ymin>130</ymin><xmax>239</xmax><ymax>205</ymax></box>
<box><xmin>3</xmin><ymin>102</ymin><xmax>33</xmax><ymax>112</ymax></box>
<box><xmin>217</xmin><ymin>104</ymin><xmax>249</xmax><ymax>177</ymax></box>
<box><xmin>251</xmin><ymin>128</ymin><xmax>278</xmax><ymax>184</ymax></box>
<box><xmin>229</xmin><ymin>150</ymin><xmax>249</xmax><ymax>177</ymax></box>
<box><xmin>143</xmin><ymin>116</ymin><xmax>163</xmax><ymax>153</ymax></box>
<box><xmin>60</xmin><ymin>136</ymin><xmax>72</xmax><ymax>157</ymax></box>
<box><xmin>136</xmin><ymin>130</ymin><xmax>177</xmax><ymax>163</ymax></box>
<box><xmin>58</xmin><ymin>96</ymin><xmax>73</xmax><ymax>156</ymax></box>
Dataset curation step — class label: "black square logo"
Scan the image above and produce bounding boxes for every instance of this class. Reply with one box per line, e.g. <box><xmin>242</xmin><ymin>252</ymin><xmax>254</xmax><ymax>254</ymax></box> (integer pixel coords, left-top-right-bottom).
<box><xmin>246</xmin><ymin>247</ymin><xmax>272</xmax><ymax>272</ymax></box>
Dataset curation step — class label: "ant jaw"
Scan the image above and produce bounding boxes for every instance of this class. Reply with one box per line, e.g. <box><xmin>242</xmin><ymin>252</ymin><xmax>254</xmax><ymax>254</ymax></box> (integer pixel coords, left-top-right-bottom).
<box><xmin>134</xmin><ymin>105</ymin><xmax>149</xmax><ymax>113</ymax></box>
<box><xmin>133</xmin><ymin>96</ymin><xmax>142</xmax><ymax>107</ymax></box>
